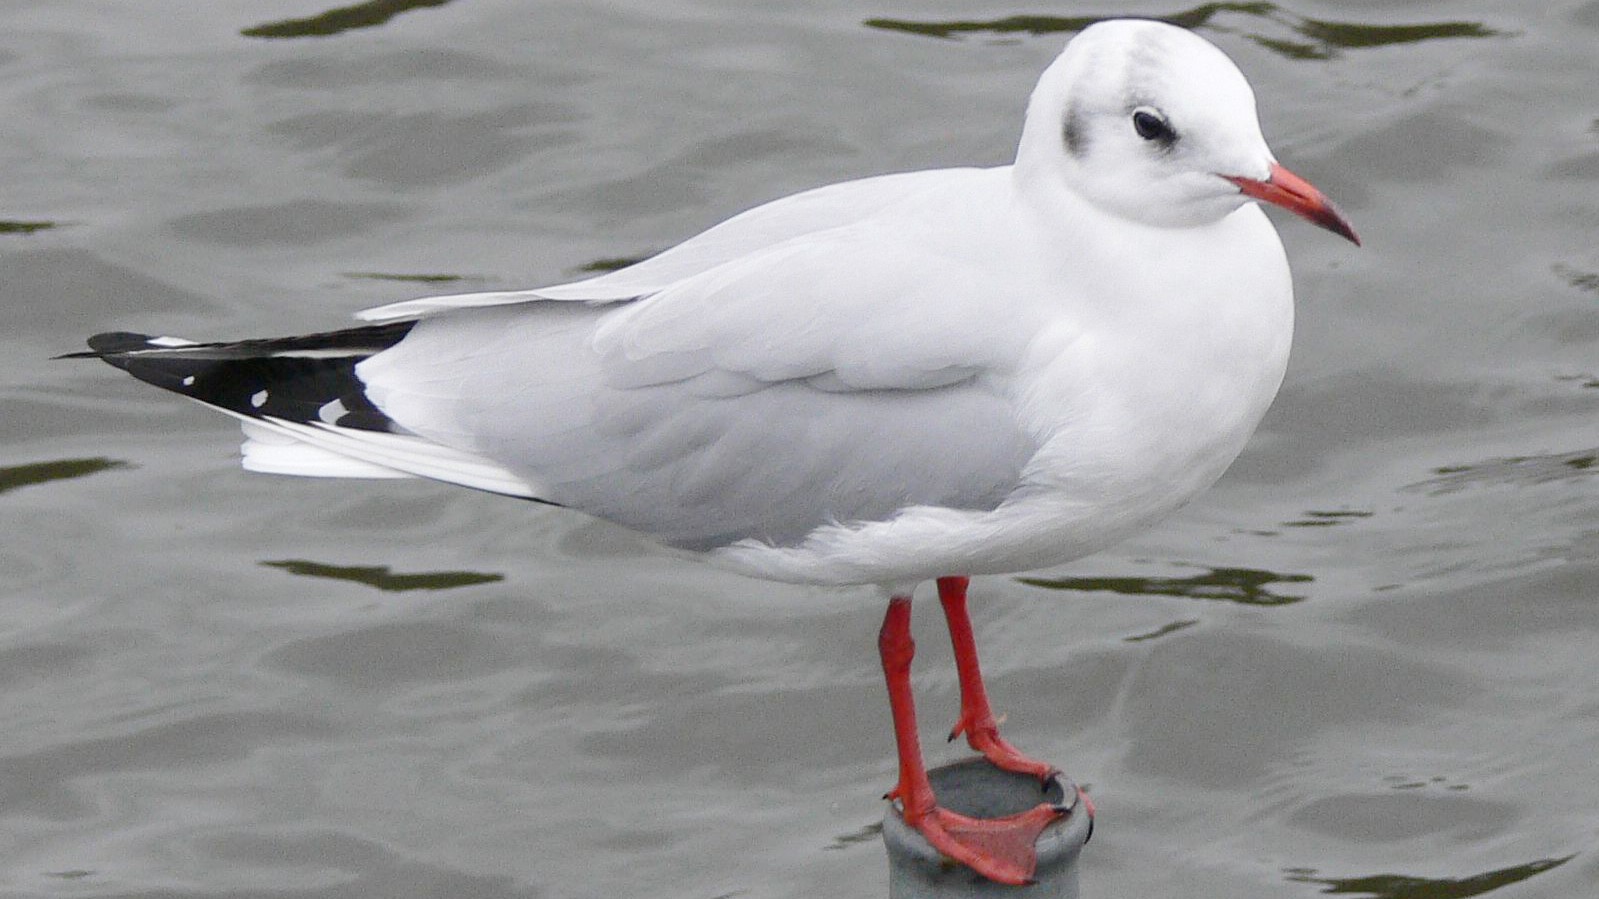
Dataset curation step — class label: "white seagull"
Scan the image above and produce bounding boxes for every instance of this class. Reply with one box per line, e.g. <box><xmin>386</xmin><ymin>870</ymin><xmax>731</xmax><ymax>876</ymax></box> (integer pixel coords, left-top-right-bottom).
<box><xmin>77</xmin><ymin>19</ymin><xmax>1357</xmax><ymax>885</ymax></box>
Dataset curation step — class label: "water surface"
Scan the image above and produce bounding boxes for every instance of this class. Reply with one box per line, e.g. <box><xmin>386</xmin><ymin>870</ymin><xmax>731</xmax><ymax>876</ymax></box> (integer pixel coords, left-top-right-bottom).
<box><xmin>3</xmin><ymin>1</ymin><xmax>1598</xmax><ymax>897</ymax></box>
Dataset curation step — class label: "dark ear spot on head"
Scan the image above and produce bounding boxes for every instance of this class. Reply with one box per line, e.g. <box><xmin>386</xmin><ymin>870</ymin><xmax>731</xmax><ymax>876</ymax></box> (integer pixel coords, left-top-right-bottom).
<box><xmin>1063</xmin><ymin>103</ymin><xmax>1087</xmax><ymax>158</ymax></box>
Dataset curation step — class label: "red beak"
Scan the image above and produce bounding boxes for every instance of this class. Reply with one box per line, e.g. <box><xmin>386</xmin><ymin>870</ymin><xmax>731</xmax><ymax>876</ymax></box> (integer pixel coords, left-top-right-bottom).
<box><xmin>1224</xmin><ymin>162</ymin><xmax>1360</xmax><ymax>246</ymax></box>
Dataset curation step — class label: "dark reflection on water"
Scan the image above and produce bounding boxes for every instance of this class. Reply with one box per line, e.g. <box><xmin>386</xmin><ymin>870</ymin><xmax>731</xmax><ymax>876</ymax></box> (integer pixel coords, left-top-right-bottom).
<box><xmin>826</xmin><ymin>820</ymin><xmax>883</xmax><ymax>851</ymax></box>
<box><xmin>242</xmin><ymin>0</ymin><xmax>456</xmax><ymax>40</ymax></box>
<box><xmin>0</xmin><ymin>220</ymin><xmax>58</xmax><ymax>235</ymax></box>
<box><xmin>864</xmin><ymin>2</ymin><xmax>1505</xmax><ymax>60</ymax></box>
<box><xmin>1285</xmin><ymin>854</ymin><xmax>1574</xmax><ymax>898</ymax></box>
<box><xmin>1384</xmin><ymin>774</ymin><xmax>1469</xmax><ymax>792</ymax></box>
<box><xmin>1555</xmin><ymin>372</ymin><xmax>1599</xmax><ymax>389</ymax></box>
<box><xmin>1411</xmin><ymin>450</ymin><xmax>1599</xmax><ymax>494</ymax></box>
<box><xmin>1019</xmin><ymin>566</ymin><xmax>1312</xmax><ymax>605</ymax></box>
<box><xmin>1283</xmin><ymin>18</ymin><xmax>1501</xmax><ymax>52</ymax></box>
<box><xmin>865</xmin><ymin>11</ymin><xmax>1103</xmax><ymax>39</ymax></box>
<box><xmin>0</xmin><ymin>457</ymin><xmax>128</xmax><ymax>496</ymax></box>
<box><xmin>1553</xmin><ymin>263</ymin><xmax>1599</xmax><ymax>294</ymax></box>
<box><xmin>342</xmin><ymin>272</ymin><xmax>478</xmax><ymax>285</ymax></box>
<box><xmin>1124</xmin><ymin>618</ymin><xmax>1200</xmax><ymax>642</ymax></box>
<box><xmin>575</xmin><ymin>254</ymin><xmax>657</xmax><ymax>274</ymax></box>
<box><xmin>1283</xmin><ymin>509</ymin><xmax>1373</xmax><ymax>528</ymax></box>
<box><xmin>260</xmin><ymin>559</ymin><xmax>504</xmax><ymax>591</ymax></box>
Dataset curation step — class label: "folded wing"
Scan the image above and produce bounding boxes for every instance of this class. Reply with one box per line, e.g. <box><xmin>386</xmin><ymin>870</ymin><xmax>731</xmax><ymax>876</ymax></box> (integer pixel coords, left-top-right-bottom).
<box><xmin>360</xmin><ymin>201</ymin><xmax>1040</xmax><ymax>550</ymax></box>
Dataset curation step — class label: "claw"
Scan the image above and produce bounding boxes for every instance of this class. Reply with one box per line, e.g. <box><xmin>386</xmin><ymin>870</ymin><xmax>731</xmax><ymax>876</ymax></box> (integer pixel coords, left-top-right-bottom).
<box><xmin>1077</xmin><ymin>786</ymin><xmax>1096</xmax><ymax>843</ymax></box>
<box><xmin>958</xmin><ymin>718</ymin><xmax>1061</xmax><ymax>784</ymax></box>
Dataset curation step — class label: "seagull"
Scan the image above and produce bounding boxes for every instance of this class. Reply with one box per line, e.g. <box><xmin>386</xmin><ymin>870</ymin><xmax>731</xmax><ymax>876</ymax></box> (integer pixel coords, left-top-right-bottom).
<box><xmin>74</xmin><ymin>19</ymin><xmax>1357</xmax><ymax>885</ymax></box>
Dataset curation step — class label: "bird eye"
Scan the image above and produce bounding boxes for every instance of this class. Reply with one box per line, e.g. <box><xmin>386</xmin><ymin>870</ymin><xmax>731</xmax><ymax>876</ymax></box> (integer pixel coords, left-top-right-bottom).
<box><xmin>1131</xmin><ymin>107</ymin><xmax>1176</xmax><ymax>144</ymax></box>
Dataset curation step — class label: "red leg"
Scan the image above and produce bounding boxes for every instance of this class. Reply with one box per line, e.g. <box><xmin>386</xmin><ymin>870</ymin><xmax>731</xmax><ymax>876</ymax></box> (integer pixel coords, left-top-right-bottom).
<box><xmin>879</xmin><ymin>596</ymin><xmax>1065</xmax><ymax>885</ymax></box>
<box><xmin>937</xmin><ymin>576</ymin><xmax>1059</xmax><ymax>783</ymax></box>
<box><xmin>881</xmin><ymin>598</ymin><xmax>933</xmax><ymax>820</ymax></box>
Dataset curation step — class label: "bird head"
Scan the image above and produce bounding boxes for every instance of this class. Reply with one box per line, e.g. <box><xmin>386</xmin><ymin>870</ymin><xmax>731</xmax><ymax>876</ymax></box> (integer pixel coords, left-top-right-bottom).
<box><xmin>1017</xmin><ymin>19</ymin><xmax>1359</xmax><ymax>245</ymax></box>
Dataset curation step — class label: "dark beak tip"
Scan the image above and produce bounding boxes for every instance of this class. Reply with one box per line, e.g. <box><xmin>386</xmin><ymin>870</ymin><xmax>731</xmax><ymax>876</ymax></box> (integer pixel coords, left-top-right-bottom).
<box><xmin>1314</xmin><ymin>195</ymin><xmax>1361</xmax><ymax>247</ymax></box>
<box><xmin>1325</xmin><ymin>212</ymin><xmax>1362</xmax><ymax>247</ymax></box>
<box><xmin>1228</xmin><ymin>166</ymin><xmax>1361</xmax><ymax>247</ymax></box>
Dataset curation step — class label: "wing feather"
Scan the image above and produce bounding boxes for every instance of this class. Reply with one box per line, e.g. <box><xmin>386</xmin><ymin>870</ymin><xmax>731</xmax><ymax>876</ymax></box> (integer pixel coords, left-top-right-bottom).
<box><xmin>353</xmin><ymin>165</ymin><xmax>1044</xmax><ymax>548</ymax></box>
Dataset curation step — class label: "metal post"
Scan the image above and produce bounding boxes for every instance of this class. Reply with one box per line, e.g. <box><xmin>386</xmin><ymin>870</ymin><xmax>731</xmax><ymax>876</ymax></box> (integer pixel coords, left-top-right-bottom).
<box><xmin>883</xmin><ymin>757</ymin><xmax>1091</xmax><ymax>897</ymax></box>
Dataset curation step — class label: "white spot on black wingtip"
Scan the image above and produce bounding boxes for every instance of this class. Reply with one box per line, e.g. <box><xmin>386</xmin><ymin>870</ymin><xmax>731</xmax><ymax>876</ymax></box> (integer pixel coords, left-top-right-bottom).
<box><xmin>317</xmin><ymin>398</ymin><xmax>348</xmax><ymax>425</ymax></box>
<box><xmin>181</xmin><ymin>375</ymin><xmax>196</xmax><ymax>387</ymax></box>
<box><xmin>251</xmin><ymin>390</ymin><xmax>268</xmax><ymax>408</ymax></box>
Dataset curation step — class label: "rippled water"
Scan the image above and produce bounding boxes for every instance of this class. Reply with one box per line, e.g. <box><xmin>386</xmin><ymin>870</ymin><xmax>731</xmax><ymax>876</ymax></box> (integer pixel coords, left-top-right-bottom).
<box><xmin>4</xmin><ymin>1</ymin><xmax>1598</xmax><ymax>897</ymax></box>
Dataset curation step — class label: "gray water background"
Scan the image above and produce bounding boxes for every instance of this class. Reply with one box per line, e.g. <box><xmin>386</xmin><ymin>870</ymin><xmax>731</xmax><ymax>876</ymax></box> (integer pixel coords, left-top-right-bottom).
<box><xmin>4</xmin><ymin>1</ymin><xmax>1599</xmax><ymax>896</ymax></box>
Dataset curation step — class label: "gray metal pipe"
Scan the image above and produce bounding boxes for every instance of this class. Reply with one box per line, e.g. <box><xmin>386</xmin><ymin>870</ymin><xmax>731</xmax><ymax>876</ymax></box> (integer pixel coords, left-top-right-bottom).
<box><xmin>882</xmin><ymin>758</ymin><xmax>1091</xmax><ymax>897</ymax></box>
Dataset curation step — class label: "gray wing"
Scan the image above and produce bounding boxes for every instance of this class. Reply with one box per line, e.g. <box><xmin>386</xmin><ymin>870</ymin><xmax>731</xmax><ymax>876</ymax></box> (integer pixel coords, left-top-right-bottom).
<box><xmin>359</xmin><ymin>229</ymin><xmax>1040</xmax><ymax>550</ymax></box>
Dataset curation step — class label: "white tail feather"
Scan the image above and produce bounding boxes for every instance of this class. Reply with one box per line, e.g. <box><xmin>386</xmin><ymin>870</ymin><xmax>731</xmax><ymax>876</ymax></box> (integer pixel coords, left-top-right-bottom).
<box><xmin>241</xmin><ymin>422</ymin><xmax>412</xmax><ymax>479</ymax></box>
<box><xmin>200</xmin><ymin>403</ymin><xmax>539</xmax><ymax>498</ymax></box>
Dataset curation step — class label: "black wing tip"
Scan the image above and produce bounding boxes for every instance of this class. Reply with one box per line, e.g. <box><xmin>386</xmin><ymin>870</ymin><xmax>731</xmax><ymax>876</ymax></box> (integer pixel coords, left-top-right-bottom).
<box><xmin>87</xmin><ymin>331</ymin><xmax>162</xmax><ymax>354</ymax></box>
<box><xmin>76</xmin><ymin>323</ymin><xmax>417</xmax><ymax>434</ymax></box>
<box><xmin>56</xmin><ymin>332</ymin><xmax>163</xmax><ymax>360</ymax></box>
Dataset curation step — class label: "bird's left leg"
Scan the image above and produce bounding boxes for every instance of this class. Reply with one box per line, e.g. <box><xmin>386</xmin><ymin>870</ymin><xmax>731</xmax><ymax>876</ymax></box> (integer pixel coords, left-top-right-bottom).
<box><xmin>937</xmin><ymin>576</ymin><xmax>1059</xmax><ymax>784</ymax></box>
